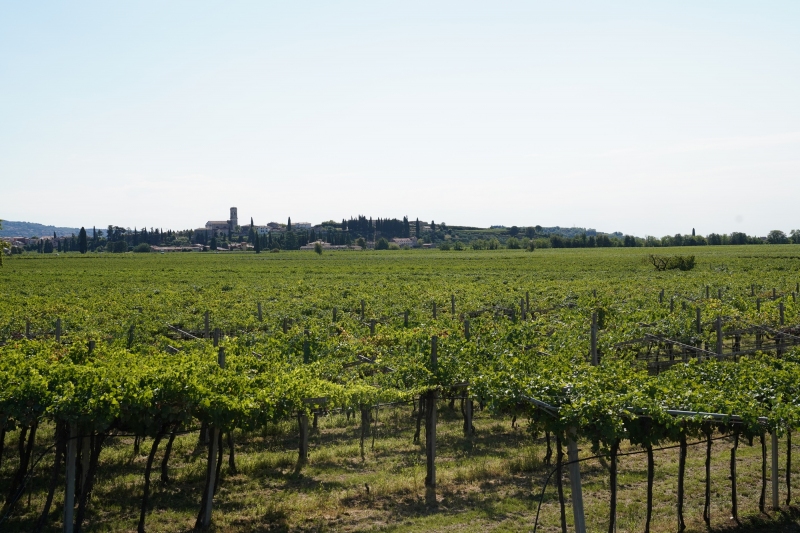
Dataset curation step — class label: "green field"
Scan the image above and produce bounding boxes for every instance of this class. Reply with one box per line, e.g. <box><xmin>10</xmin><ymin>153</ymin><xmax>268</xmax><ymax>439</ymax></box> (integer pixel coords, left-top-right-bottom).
<box><xmin>1</xmin><ymin>247</ymin><xmax>800</xmax><ymax>532</ymax></box>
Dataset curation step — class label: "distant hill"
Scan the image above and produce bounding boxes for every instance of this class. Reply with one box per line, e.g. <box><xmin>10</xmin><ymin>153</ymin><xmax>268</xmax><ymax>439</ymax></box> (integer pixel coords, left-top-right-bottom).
<box><xmin>0</xmin><ymin>220</ymin><xmax>82</xmax><ymax>238</ymax></box>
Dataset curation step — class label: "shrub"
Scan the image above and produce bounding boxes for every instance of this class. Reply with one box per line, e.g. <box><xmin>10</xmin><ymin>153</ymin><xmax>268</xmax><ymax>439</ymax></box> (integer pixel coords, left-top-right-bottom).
<box><xmin>453</xmin><ymin>240</ymin><xmax>465</xmax><ymax>251</ymax></box>
<box><xmin>506</xmin><ymin>237</ymin><xmax>521</xmax><ymax>249</ymax></box>
<box><xmin>133</xmin><ymin>243</ymin><xmax>151</xmax><ymax>253</ymax></box>
<box><xmin>388</xmin><ymin>243</ymin><xmax>400</xmax><ymax>250</ymax></box>
<box><xmin>438</xmin><ymin>241</ymin><xmax>452</xmax><ymax>251</ymax></box>
<box><xmin>314</xmin><ymin>242</ymin><xmax>323</xmax><ymax>255</ymax></box>
<box><xmin>270</xmin><ymin>248</ymin><xmax>280</xmax><ymax>253</ymax></box>
<box><xmin>648</xmin><ymin>255</ymin><xmax>696</xmax><ymax>271</ymax></box>
<box><xmin>376</xmin><ymin>238</ymin><xmax>389</xmax><ymax>250</ymax></box>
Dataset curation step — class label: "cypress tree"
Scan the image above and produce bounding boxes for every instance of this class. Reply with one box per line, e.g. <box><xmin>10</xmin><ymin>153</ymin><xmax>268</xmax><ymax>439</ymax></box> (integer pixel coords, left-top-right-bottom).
<box><xmin>287</xmin><ymin>217</ymin><xmax>292</xmax><ymax>232</ymax></box>
<box><xmin>78</xmin><ymin>226</ymin><xmax>89</xmax><ymax>254</ymax></box>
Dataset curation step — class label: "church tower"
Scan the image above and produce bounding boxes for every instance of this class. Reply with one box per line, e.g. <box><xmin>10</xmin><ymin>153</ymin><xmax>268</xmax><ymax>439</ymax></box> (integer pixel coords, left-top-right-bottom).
<box><xmin>229</xmin><ymin>207</ymin><xmax>238</xmax><ymax>232</ymax></box>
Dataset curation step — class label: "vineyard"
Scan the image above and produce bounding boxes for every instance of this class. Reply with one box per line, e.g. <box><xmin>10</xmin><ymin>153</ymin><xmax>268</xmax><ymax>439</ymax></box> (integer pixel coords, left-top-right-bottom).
<box><xmin>1</xmin><ymin>247</ymin><xmax>800</xmax><ymax>532</ymax></box>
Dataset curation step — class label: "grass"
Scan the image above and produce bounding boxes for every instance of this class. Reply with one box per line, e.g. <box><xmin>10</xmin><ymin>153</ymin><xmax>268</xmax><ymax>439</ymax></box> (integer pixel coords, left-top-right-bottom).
<box><xmin>2</xmin><ymin>401</ymin><xmax>800</xmax><ymax>532</ymax></box>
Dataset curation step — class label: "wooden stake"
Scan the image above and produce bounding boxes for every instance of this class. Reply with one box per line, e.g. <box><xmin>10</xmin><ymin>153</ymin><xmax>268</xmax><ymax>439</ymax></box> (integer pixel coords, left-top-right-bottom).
<box><xmin>464</xmin><ymin>319</ymin><xmax>470</xmax><ymax>340</ymax></box>
<box><xmin>88</xmin><ymin>340</ymin><xmax>95</xmax><ymax>354</ymax></box>
<box><xmin>25</xmin><ymin>319</ymin><xmax>30</xmax><ymax>339</ymax></box>
<box><xmin>213</xmin><ymin>328</ymin><xmax>220</xmax><ymax>348</ymax></box>
<box><xmin>201</xmin><ymin>428</ymin><xmax>220</xmax><ymax>529</ymax></box>
<box><xmin>360</xmin><ymin>299</ymin><xmax>365</xmax><ymax>319</ymax></box>
<box><xmin>590</xmin><ymin>312</ymin><xmax>598</xmax><ymax>366</ymax></box>
<box><xmin>298</xmin><ymin>414</ymin><xmax>309</xmax><ymax>464</ymax></box>
<box><xmin>451</xmin><ymin>294</ymin><xmax>455</xmax><ymax>315</ymax></box>
<box><xmin>521</xmin><ymin>298</ymin><xmax>526</xmax><ymax>320</ymax></box>
<box><xmin>257</xmin><ymin>303</ymin><xmax>262</xmax><ymax>322</ymax></box>
<box><xmin>659</xmin><ymin>289</ymin><xmax>664</xmax><ymax>303</ymax></box>
<box><xmin>204</xmin><ymin>311</ymin><xmax>209</xmax><ymax>339</ymax></box>
<box><xmin>369</xmin><ymin>320</ymin><xmax>375</xmax><ymax>336</ymax></box>
<box><xmin>199</xmin><ymin>347</ymin><xmax>225</xmax><ymax>529</ymax></box>
<box><xmin>670</xmin><ymin>297</ymin><xmax>675</xmax><ymax>313</ymax></box>
<box><xmin>282</xmin><ymin>317</ymin><xmax>288</xmax><ymax>334</ymax></box>
<box><xmin>696</xmin><ymin>307</ymin><xmax>701</xmax><ymax>334</ymax></box>
<box><xmin>718</xmin><ymin>288</ymin><xmax>723</xmax><ymax>300</ymax></box>
<box><xmin>63</xmin><ymin>423</ymin><xmax>77</xmax><ymax>533</ymax></box>
<box><xmin>56</xmin><ymin>317</ymin><xmax>61</xmax><ymax>342</ymax></box>
<box><xmin>425</xmin><ymin>336</ymin><xmax>438</xmax><ymax>488</ymax></box>
<box><xmin>706</xmin><ymin>285</ymin><xmax>710</xmax><ymax>299</ymax></box>
<box><xmin>333</xmin><ymin>307</ymin><xmax>337</xmax><ymax>323</ymax></box>
<box><xmin>774</xmin><ymin>287</ymin><xmax>777</xmax><ymax>299</ymax></box>
<box><xmin>403</xmin><ymin>310</ymin><xmax>409</xmax><ymax>327</ymax></box>
<box><xmin>716</xmin><ymin>317</ymin><xmax>722</xmax><ymax>355</ymax></box>
<box><xmin>772</xmin><ymin>432</ymin><xmax>780</xmax><ymax>510</ymax></box>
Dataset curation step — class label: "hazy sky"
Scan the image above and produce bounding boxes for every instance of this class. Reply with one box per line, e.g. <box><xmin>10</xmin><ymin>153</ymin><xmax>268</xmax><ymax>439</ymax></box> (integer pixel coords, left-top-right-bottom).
<box><xmin>2</xmin><ymin>1</ymin><xmax>799</xmax><ymax>236</ymax></box>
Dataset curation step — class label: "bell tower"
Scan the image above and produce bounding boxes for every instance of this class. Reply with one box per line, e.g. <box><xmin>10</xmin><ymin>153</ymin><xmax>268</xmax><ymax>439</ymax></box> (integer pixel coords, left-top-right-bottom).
<box><xmin>229</xmin><ymin>207</ymin><xmax>238</xmax><ymax>229</ymax></box>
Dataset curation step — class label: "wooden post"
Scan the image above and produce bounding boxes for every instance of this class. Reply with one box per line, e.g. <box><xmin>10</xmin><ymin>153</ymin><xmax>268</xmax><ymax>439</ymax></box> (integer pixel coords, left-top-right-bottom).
<box><xmin>88</xmin><ymin>340</ymin><xmax>95</xmax><ymax>354</ymax></box>
<box><xmin>199</xmin><ymin>347</ymin><xmax>225</xmax><ymax>529</ymax></box>
<box><xmin>204</xmin><ymin>311</ymin><xmax>209</xmax><ymax>339</ymax></box>
<box><xmin>706</xmin><ymin>285</ymin><xmax>710</xmax><ymax>299</ymax></box>
<box><xmin>696</xmin><ymin>307</ymin><xmax>702</xmax><ymax>334</ymax></box>
<box><xmin>56</xmin><ymin>317</ymin><xmax>62</xmax><ymax>342</ymax></box>
<box><xmin>521</xmin><ymin>298</ymin><xmax>526</xmax><ymax>320</ymax></box>
<box><xmin>432</xmin><ymin>302</ymin><xmax>437</xmax><ymax>319</ymax></box>
<box><xmin>369</xmin><ymin>320</ymin><xmax>375</xmax><ymax>336</ymax></box>
<box><xmin>425</xmin><ymin>336</ymin><xmax>438</xmax><ymax>488</ymax></box>
<box><xmin>333</xmin><ymin>307</ymin><xmax>337</xmax><ymax>323</ymax></box>
<box><xmin>201</xmin><ymin>427</ymin><xmax>220</xmax><ymax>529</ymax></box>
<box><xmin>63</xmin><ymin>422</ymin><xmax>78</xmax><ymax>533</ymax></box>
<box><xmin>567</xmin><ymin>428</ymin><xmax>587</xmax><ymax>533</ymax></box>
<box><xmin>463</xmin><ymin>396</ymin><xmax>473</xmax><ymax>437</ymax></box>
<box><xmin>404</xmin><ymin>310</ymin><xmax>409</xmax><ymax>327</ymax></box>
<box><xmin>257</xmin><ymin>303</ymin><xmax>262</xmax><ymax>322</ymax></box>
<box><xmin>360</xmin><ymin>299</ymin><xmax>365</xmax><ymax>319</ymax></box>
<box><xmin>774</xmin><ymin>288</ymin><xmax>777</xmax><ymax>299</ymax></box>
<box><xmin>659</xmin><ymin>289</ymin><xmax>664</xmax><ymax>303</ymax></box>
<box><xmin>592</xmin><ymin>289</ymin><xmax>596</xmax><ymax>298</ymax></box>
<box><xmin>303</xmin><ymin>330</ymin><xmax>310</xmax><ymax>363</ymax></box>
<box><xmin>282</xmin><ymin>317</ymin><xmax>288</xmax><ymax>334</ymax></box>
<box><xmin>751</xmin><ymin>284</ymin><xmax>755</xmax><ymax>297</ymax></box>
<box><xmin>25</xmin><ymin>319</ymin><xmax>30</xmax><ymax>339</ymax></box>
<box><xmin>213</xmin><ymin>328</ymin><xmax>220</xmax><ymax>348</ymax></box>
<box><xmin>298</xmin><ymin>413</ymin><xmax>309</xmax><ymax>464</ymax></box>
<box><xmin>772</xmin><ymin>432</ymin><xmax>780</xmax><ymax>510</ymax></box>
<box><xmin>718</xmin><ymin>288</ymin><xmax>723</xmax><ymax>300</ymax></box>
<box><xmin>670</xmin><ymin>297</ymin><xmax>675</xmax><ymax>313</ymax></box>
<box><xmin>451</xmin><ymin>294</ymin><xmax>456</xmax><ymax>315</ymax></box>
<box><xmin>590</xmin><ymin>312</ymin><xmax>598</xmax><ymax>366</ymax></box>
<box><xmin>127</xmin><ymin>324</ymin><xmax>135</xmax><ymax>349</ymax></box>
<box><xmin>464</xmin><ymin>319</ymin><xmax>470</xmax><ymax>340</ymax></box>
<box><xmin>716</xmin><ymin>317</ymin><xmax>723</xmax><ymax>355</ymax></box>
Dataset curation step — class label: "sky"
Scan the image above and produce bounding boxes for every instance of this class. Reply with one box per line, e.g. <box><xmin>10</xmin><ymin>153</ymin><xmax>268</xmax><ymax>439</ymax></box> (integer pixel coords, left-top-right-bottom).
<box><xmin>1</xmin><ymin>1</ymin><xmax>799</xmax><ymax>237</ymax></box>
